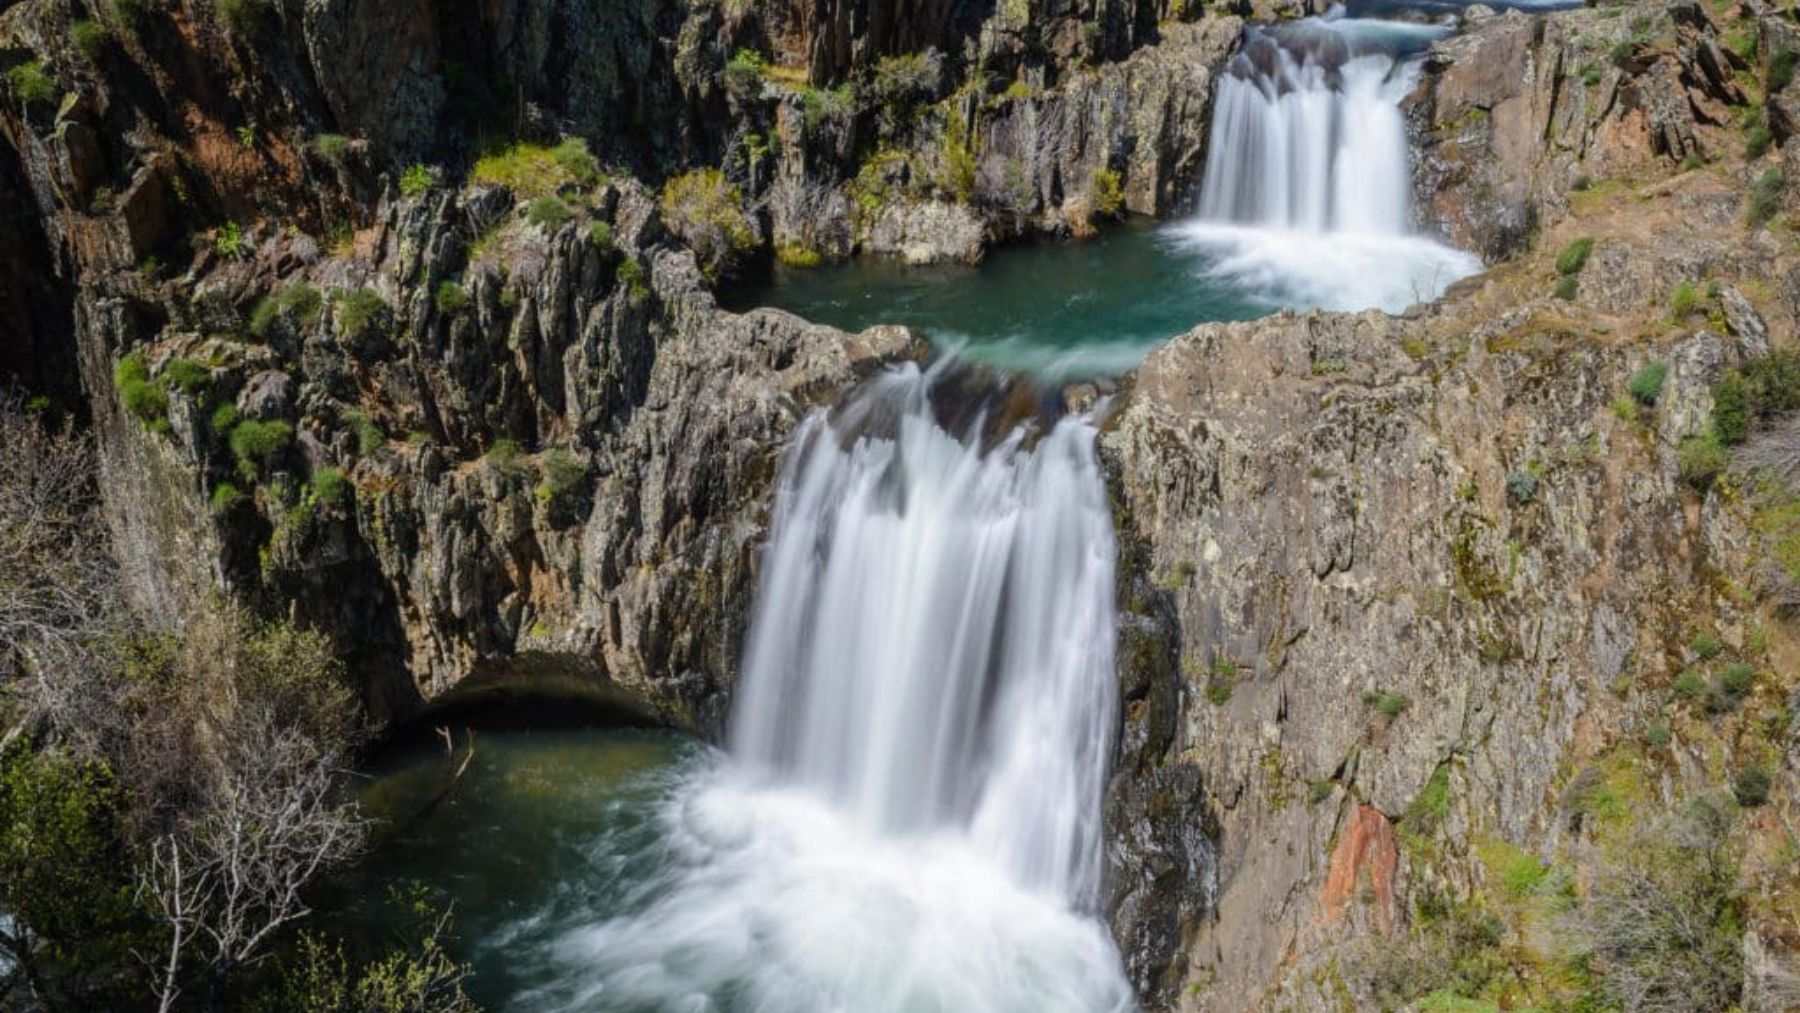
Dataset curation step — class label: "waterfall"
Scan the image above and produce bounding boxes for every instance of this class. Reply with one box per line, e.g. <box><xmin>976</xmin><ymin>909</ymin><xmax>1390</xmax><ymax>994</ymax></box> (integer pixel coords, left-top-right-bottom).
<box><xmin>1170</xmin><ymin>6</ymin><xmax>1481</xmax><ymax>312</ymax></box>
<box><xmin>539</xmin><ymin>364</ymin><xmax>1134</xmax><ymax>1013</ymax></box>
<box><xmin>732</xmin><ymin>364</ymin><xmax>1119</xmax><ymax>906</ymax></box>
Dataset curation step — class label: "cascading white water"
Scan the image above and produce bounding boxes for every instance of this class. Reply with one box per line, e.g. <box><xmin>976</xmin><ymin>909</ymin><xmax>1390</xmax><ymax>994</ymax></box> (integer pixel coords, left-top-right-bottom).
<box><xmin>536</xmin><ymin>364</ymin><xmax>1133</xmax><ymax>1012</ymax></box>
<box><xmin>1170</xmin><ymin>6</ymin><xmax>1481</xmax><ymax>312</ymax></box>
<box><xmin>732</xmin><ymin>365</ymin><xmax>1119</xmax><ymax>905</ymax></box>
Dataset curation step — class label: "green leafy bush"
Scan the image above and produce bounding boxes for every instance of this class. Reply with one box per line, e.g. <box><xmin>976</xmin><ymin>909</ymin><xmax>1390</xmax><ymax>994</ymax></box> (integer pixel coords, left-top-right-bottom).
<box><xmin>310</xmin><ymin>133</ymin><xmax>351</xmax><ymax>164</ymax></box>
<box><xmin>484</xmin><ymin>438</ymin><xmax>525</xmax><ymax>474</ymax></box>
<box><xmin>1719</xmin><ymin>662</ymin><xmax>1755</xmax><ymax>697</ymax></box>
<box><xmin>217</xmin><ymin>0</ymin><xmax>269</xmax><ymax>35</ymax></box>
<box><xmin>616</xmin><ymin>258</ymin><xmax>648</xmax><ymax>302</ymax></box>
<box><xmin>215</xmin><ymin>220</ymin><xmax>245</xmax><ymax>258</ymax></box>
<box><xmin>230</xmin><ymin>418</ymin><xmax>293</xmax><ymax>467</ymax></box>
<box><xmin>210</xmin><ymin>402</ymin><xmax>239</xmax><ymax>433</ymax></box>
<box><xmin>120</xmin><ymin>377</ymin><xmax>167</xmax><ymax>427</ymax></box>
<box><xmin>1645</xmin><ymin>719</ymin><xmax>1672</xmax><ymax>748</ymax></box>
<box><xmin>346</xmin><ymin>410</ymin><xmax>384</xmax><ymax>455</ymax></box>
<box><xmin>160</xmin><ymin>357</ymin><xmax>210</xmax><ymax>395</ymax></box>
<box><xmin>525</xmin><ymin>195</ymin><xmax>573</xmax><ymax>231</ymax></box>
<box><xmin>309</xmin><ymin>467</ymin><xmax>350</xmax><ymax>507</ymax></box>
<box><xmin>1712</xmin><ymin>351</ymin><xmax>1800</xmax><ymax>445</ymax></box>
<box><xmin>588</xmin><ymin>220</ymin><xmax>615</xmax><ymax>250</ymax></box>
<box><xmin>1555</xmin><ymin>237</ymin><xmax>1594</xmax><ymax>275</ymax></box>
<box><xmin>1733</xmin><ymin>765</ymin><xmax>1772</xmax><ymax>806</ymax></box>
<box><xmin>659</xmin><ymin>169</ymin><xmax>755</xmax><ymax>279</ymax></box>
<box><xmin>1091</xmin><ymin>167</ymin><xmax>1125</xmax><ymax>218</ymax></box>
<box><xmin>551</xmin><ymin>138</ymin><xmax>602</xmax><ymax>186</ymax></box>
<box><xmin>1674</xmin><ymin>669</ymin><xmax>1708</xmax><ymax>699</ymax></box>
<box><xmin>209</xmin><ymin>481</ymin><xmax>244</xmax><ymax>511</ymax></box>
<box><xmin>1677</xmin><ymin>433</ymin><xmax>1729</xmax><ymax>490</ymax></box>
<box><xmin>398</xmin><ymin>164</ymin><xmax>434</xmax><ymax>199</ymax></box>
<box><xmin>1363</xmin><ymin>689</ymin><xmax>1410</xmax><ymax>719</ymax></box>
<box><xmin>1505</xmin><ymin>470</ymin><xmax>1539</xmax><ymax>505</ymax></box>
<box><xmin>1748</xmin><ymin>123</ymin><xmax>1775</xmax><ymax>159</ymax></box>
<box><xmin>1691</xmin><ymin>631</ymin><xmax>1724</xmax><ymax>660</ymax></box>
<box><xmin>333</xmin><ymin>287</ymin><xmax>387</xmax><ymax>339</ymax></box>
<box><xmin>434</xmin><ymin>281</ymin><xmax>468</xmax><ymax>314</ymax></box>
<box><xmin>1553</xmin><ymin>275</ymin><xmax>1578</xmax><ymax>301</ymax></box>
<box><xmin>7</xmin><ymin>59</ymin><xmax>56</xmax><ymax>106</ymax></box>
<box><xmin>535</xmin><ymin>447</ymin><xmax>590</xmax><ymax>509</ymax></box>
<box><xmin>1668</xmin><ymin>280</ymin><xmax>1701</xmax><ymax>321</ymax></box>
<box><xmin>71</xmin><ymin>19</ymin><xmax>111</xmax><ymax>61</ymax></box>
<box><xmin>1749</xmin><ymin>168</ymin><xmax>1783</xmax><ymax>226</ymax></box>
<box><xmin>1770</xmin><ymin>46</ymin><xmax>1797</xmax><ymax>93</ymax></box>
<box><xmin>1628</xmin><ymin>361</ymin><xmax>1668</xmax><ymax>406</ymax></box>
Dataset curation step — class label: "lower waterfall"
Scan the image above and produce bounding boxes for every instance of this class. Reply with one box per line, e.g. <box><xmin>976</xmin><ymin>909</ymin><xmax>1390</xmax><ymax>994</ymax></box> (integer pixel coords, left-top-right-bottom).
<box><xmin>533</xmin><ymin>364</ymin><xmax>1134</xmax><ymax>1012</ymax></box>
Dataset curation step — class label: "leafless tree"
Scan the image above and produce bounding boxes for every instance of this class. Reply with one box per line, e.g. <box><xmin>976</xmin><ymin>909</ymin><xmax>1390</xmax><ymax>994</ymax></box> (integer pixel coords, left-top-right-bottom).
<box><xmin>0</xmin><ymin>394</ymin><xmax>124</xmax><ymax>746</ymax></box>
<box><xmin>141</xmin><ymin>723</ymin><xmax>367</xmax><ymax>999</ymax></box>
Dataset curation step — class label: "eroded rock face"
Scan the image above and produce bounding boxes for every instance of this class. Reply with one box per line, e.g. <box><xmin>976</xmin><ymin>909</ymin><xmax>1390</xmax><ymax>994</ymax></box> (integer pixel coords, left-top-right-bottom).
<box><xmin>1103</xmin><ymin>285</ymin><xmax>1773</xmax><ymax>1007</ymax></box>
<box><xmin>1409</xmin><ymin>2</ymin><xmax>1750</xmax><ymax>260</ymax></box>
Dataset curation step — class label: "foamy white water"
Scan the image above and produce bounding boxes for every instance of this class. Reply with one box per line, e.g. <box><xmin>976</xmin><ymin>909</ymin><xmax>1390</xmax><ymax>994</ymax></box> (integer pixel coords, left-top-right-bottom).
<box><xmin>1180</xmin><ymin>7</ymin><xmax>1480</xmax><ymax>312</ymax></box>
<box><xmin>535</xmin><ymin>364</ymin><xmax>1133</xmax><ymax>1012</ymax></box>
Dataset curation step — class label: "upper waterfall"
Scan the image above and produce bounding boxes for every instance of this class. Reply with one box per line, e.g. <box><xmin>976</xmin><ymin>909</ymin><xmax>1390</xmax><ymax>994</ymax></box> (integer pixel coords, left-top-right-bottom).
<box><xmin>1170</xmin><ymin>6</ymin><xmax>1481</xmax><ymax>312</ymax></box>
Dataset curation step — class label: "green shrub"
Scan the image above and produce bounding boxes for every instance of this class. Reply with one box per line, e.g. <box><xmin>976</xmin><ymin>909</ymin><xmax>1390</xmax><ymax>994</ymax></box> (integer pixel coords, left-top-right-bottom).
<box><xmin>1691</xmin><ymin>631</ymin><xmax>1724</xmax><ymax>660</ymax></box>
<box><xmin>470</xmin><ymin>141</ymin><xmax>582</xmax><ymax>197</ymax></box>
<box><xmin>724</xmin><ymin>48</ymin><xmax>766</xmax><ymax>97</ymax></box>
<box><xmin>1674</xmin><ymin>669</ymin><xmax>1708</xmax><ymax>699</ymax></box>
<box><xmin>588</xmin><ymin>220</ymin><xmax>615</xmax><ymax>250</ymax></box>
<box><xmin>1719</xmin><ymin>662</ymin><xmax>1755</xmax><ymax>697</ymax></box>
<box><xmin>1402</xmin><ymin>763</ymin><xmax>1452</xmax><ymax>839</ymax></box>
<box><xmin>1749</xmin><ymin>168</ymin><xmax>1783</xmax><ymax>226</ymax></box>
<box><xmin>210</xmin><ymin>402</ymin><xmax>239</xmax><ymax>433</ymax></box>
<box><xmin>616</xmin><ymin>258</ymin><xmax>647</xmax><ymax>302</ymax></box>
<box><xmin>525</xmin><ymin>195</ymin><xmax>573</xmax><ymax>231</ymax></box>
<box><xmin>1645</xmin><ymin>719</ymin><xmax>1672</xmax><ymax>748</ymax></box>
<box><xmin>1713</xmin><ymin>371</ymin><xmax>1750</xmax><ymax>445</ymax></box>
<box><xmin>1363</xmin><ymin>689</ymin><xmax>1410</xmax><ymax>719</ymax></box>
<box><xmin>434</xmin><ymin>281</ymin><xmax>468</xmax><ymax>314</ymax></box>
<box><xmin>229</xmin><ymin>419</ymin><xmax>292</xmax><ymax>466</ymax></box>
<box><xmin>114</xmin><ymin>350</ymin><xmax>149</xmax><ymax>388</ymax></box>
<box><xmin>333</xmin><ymin>287</ymin><xmax>387</xmax><ymax>338</ymax></box>
<box><xmin>1677</xmin><ymin>433</ymin><xmax>1729</xmax><ymax>490</ymax></box>
<box><xmin>535</xmin><ymin>447</ymin><xmax>590</xmax><ymax>507</ymax></box>
<box><xmin>398</xmin><ymin>164</ymin><xmax>433</xmax><ymax>199</ymax></box>
<box><xmin>71</xmin><ymin>19</ymin><xmax>111</xmax><ymax>61</ymax></box>
<box><xmin>801</xmin><ymin>85</ymin><xmax>854</xmax><ymax>136</ymax></box>
<box><xmin>659</xmin><ymin>169</ymin><xmax>755</xmax><ymax>279</ymax></box>
<box><xmin>346</xmin><ymin>411</ymin><xmax>384</xmax><ymax>455</ymax></box>
<box><xmin>308</xmin><ymin>467</ymin><xmax>349</xmax><ymax>507</ymax></box>
<box><xmin>215</xmin><ymin>220</ymin><xmax>245</xmax><ymax>258</ymax></box>
<box><xmin>209</xmin><ymin>481</ymin><xmax>244</xmax><ymax>511</ymax></box>
<box><xmin>1733</xmin><ymin>764</ymin><xmax>1772</xmax><ymax>806</ymax></box>
<box><xmin>484</xmin><ymin>438</ymin><xmax>525</xmax><ymax>474</ymax></box>
<box><xmin>1628</xmin><ymin>361</ymin><xmax>1668</xmax><ymax>406</ymax></box>
<box><xmin>1770</xmin><ymin>46</ymin><xmax>1797</xmax><ymax>93</ymax></box>
<box><xmin>1714</xmin><ymin>351</ymin><xmax>1800</xmax><ymax>444</ymax></box>
<box><xmin>279</xmin><ymin>282</ymin><xmax>324</xmax><ymax>326</ymax></box>
<box><xmin>216</xmin><ymin>0</ymin><xmax>269</xmax><ymax>35</ymax></box>
<box><xmin>776</xmin><ymin>240</ymin><xmax>823</xmax><ymax>268</ymax></box>
<box><xmin>1091</xmin><ymin>167</ymin><xmax>1125</xmax><ymax>218</ymax></box>
<box><xmin>1505</xmin><ymin>470</ymin><xmax>1538</xmax><ymax>505</ymax></box>
<box><xmin>160</xmin><ymin>357</ymin><xmax>210</xmax><ymax>395</ymax></box>
<box><xmin>1555</xmin><ymin>237</ymin><xmax>1594</xmax><ymax>276</ymax></box>
<box><xmin>550</xmin><ymin>138</ymin><xmax>601</xmax><ymax>186</ymax></box>
<box><xmin>1668</xmin><ymin>280</ymin><xmax>1700</xmax><ymax>321</ymax></box>
<box><xmin>1553</xmin><ymin>275</ymin><xmax>1578</xmax><ymax>301</ymax></box>
<box><xmin>309</xmin><ymin>133</ymin><xmax>350</xmax><ymax>164</ymax></box>
<box><xmin>7</xmin><ymin>60</ymin><xmax>56</xmax><ymax>106</ymax></box>
<box><xmin>120</xmin><ymin>378</ymin><xmax>167</xmax><ymax>427</ymax></box>
<box><xmin>1748</xmin><ymin>123</ymin><xmax>1775</xmax><ymax>160</ymax></box>
<box><xmin>866</xmin><ymin>51</ymin><xmax>937</xmax><ymax>118</ymax></box>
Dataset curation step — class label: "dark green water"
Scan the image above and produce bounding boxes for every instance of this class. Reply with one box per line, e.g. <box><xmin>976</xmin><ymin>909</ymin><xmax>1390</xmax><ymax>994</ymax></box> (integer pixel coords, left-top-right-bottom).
<box><xmin>327</xmin><ymin>729</ymin><xmax>700</xmax><ymax>1010</ymax></box>
<box><xmin>719</xmin><ymin>220</ymin><xmax>1273</xmax><ymax>379</ymax></box>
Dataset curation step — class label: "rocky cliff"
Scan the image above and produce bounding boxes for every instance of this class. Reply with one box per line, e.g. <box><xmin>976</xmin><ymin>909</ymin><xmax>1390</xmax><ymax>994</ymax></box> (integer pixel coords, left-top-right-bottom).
<box><xmin>1104</xmin><ymin>2</ymin><xmax>1800</xmax><ymax>1007</ymax></box>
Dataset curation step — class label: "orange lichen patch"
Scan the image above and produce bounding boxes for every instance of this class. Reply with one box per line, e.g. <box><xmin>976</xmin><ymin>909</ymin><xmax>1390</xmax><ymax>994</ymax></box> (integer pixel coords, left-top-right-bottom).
<box><xmin>1321</xmin><ymin>804</ymin><xmax>1399</xmax><ymax>934</ymax></box>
